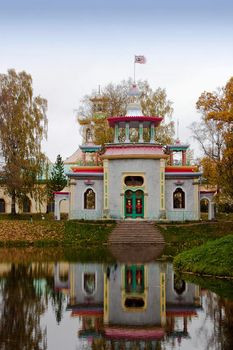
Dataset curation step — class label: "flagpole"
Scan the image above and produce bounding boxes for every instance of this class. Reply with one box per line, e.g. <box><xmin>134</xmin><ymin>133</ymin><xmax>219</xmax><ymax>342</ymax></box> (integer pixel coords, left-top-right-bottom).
<box><xmin>134</xmin><ymin>56</ymin><xmax>136</xmax><ymax>83</ymax></box>
<box><xmin>134</xmin><ymin>55</ymin><xmax>146</xmax><ymax>83</ymax></box>
<box><xmin>177</xmin><ymin>118</ymin><xmax>179</xmax><ymax>139</ymax></box>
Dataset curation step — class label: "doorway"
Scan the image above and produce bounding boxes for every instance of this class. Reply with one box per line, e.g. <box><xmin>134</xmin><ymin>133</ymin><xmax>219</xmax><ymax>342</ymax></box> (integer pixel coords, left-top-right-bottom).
<box><xmin>124</xmin><ymin>190</ymin><xmax>144</xmax><ymax>219</ymax></box>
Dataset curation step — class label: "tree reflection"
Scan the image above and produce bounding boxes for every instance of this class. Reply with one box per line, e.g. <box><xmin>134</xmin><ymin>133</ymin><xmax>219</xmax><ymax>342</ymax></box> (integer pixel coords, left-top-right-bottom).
<box><xmin>200</xmin><ymin>291</ymin><xmax>233</xmax><ymax>350</ymax></box>
<box><xmin>46</xmin><ymin>277</ymin><xmax>66</xmax><ymax>325</ymax></box>
<box><xmin>219</xmin><ymin>298</ymin><xmax>233</xmax><ymax>350</ymax></box>
<box><xmin>0</xmin><ymin>264</ymin><xmax>47</xmax><ymax>350</ymax></box>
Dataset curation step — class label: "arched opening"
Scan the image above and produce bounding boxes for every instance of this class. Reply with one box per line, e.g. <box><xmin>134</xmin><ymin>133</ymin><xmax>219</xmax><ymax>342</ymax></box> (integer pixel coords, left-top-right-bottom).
<box><xmin>0</xmin><ymin>199</ymin><xmax>5</xmax><ymax>213</ymax></box>
<box><xmin>22</xmin><ymin>196</ymin><xmax>31</xmax><ymax>213</ymax></box>
<box><xmin>86</xmin><ymin>128</ymin><xmax>92</xmax><ymax>143</ymax></box>
<box><xmin>200</xmin><ymin>198</ymin><xmax>209</xmax><ymax>220</ymax></box>
<box><xmin>125</xmin><ymin>298</ymin><xmax>145</xmax><ymax>308</ymax></box>
<box><xmin>173</xmin><ymin>274</ymin><xmax>186</xmax><ymax>295</ymax></box>
<box><xmin>200</xmin><ymin>196</ymin><xmax>215</xmax><ymax>220</ymax></box>
<box><xmin>54</xmin><ymin>193</ymin><xmax>69</xmax><ymax>221</ymax></box>
<box><xmin>58</xmin><ymin>263</ymin><xmax>69</xmax><ymax>282</ymax></box>
<box><xmin>124</xmin><ymin>176</ymin><xmax>144</xmax><ymax>186</ymax></box>
<box><xmin>173</xmin><ymin>188</ymin><xmax>185</xmax><ymax>209</ymax></box>
<box><xmin>83</xmin><ymin>273</ymin><xmax>96</xmax><ymax>295</ymax></box>
<box><xmin>84</xmin><ymin>188</ymin><xmax>96</xmax><ymax>210</ymax></box>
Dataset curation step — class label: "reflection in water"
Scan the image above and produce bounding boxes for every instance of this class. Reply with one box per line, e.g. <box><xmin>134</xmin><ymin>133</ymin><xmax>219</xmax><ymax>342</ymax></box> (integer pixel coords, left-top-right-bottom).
<box><xmin>0</xmin><ymin>256</ymin><xmax>232</xmax><ymax>349</ymax></box>
<box><xmin>0</xmin><ymin>264</ymin><xmax>47</xmax><ymax>350</ymax></box>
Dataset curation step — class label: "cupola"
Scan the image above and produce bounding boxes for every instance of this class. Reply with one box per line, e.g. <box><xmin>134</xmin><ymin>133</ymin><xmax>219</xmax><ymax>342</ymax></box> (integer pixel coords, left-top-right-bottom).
<box><xmin>107</xmin><ymin>84</ymin><xmax>163</xmax><ymax>144</ymax></box>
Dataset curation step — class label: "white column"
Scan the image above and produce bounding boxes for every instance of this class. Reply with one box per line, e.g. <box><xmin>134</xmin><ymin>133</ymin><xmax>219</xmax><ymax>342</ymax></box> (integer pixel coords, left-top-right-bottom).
<box><xmin>54</xmin><ymin>199</ymin><xmax>61</xmax><ymax>220</ymax></box>
<box><xmin>208</xmin><ymin>202</ymin><xmax>215</xmax><ymax>220</ymax></box>
<box><xmin>114</xmin><ymin>124</ymin><xmax>119</xmax><ymax>143</ymax></box>
<box><xmin>139</xmin><ymin>122</ymin><xmax>144</xmax><ymax>143</ymax></box>
<box><xmin>150</xmin><ymin>123</ymin><xmax>155</xmax><ymax>143</ymax></box>
<box><xmin>125</xmin><ymin>123</ymin><xmax>130</xmax><ymax>143</ymax></box>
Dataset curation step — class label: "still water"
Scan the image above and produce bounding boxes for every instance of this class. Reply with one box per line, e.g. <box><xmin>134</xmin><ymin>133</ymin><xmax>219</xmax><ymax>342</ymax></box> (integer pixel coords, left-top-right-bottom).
<box><xmin>0</xmin><ymin>246</ymin><xmax>233</xmax><ymax>350</ymax></box>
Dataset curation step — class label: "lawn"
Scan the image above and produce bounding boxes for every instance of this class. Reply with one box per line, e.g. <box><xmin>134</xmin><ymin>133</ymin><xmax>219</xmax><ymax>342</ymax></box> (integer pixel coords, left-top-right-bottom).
<box><xmin>0</xmin><ymin>219</ymin><xmax>116</xmax><ymax>247</ymax></box>
<box><xmin>173</xmin><ymin>235</ymin><xmax>233</xmax><ymax>278</ymax></box>
<box><xmin>158</xmin><ymin>220</ymin><xmax>233</xmax><ymax>258</ymax></box>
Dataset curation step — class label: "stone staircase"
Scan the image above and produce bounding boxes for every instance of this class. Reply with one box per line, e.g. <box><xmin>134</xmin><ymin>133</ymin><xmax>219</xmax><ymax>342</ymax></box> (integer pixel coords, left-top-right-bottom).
<box><xmin>108</xmin><ymin>221</ymin><xmax>165</xmax><ymax>245</ymax></box>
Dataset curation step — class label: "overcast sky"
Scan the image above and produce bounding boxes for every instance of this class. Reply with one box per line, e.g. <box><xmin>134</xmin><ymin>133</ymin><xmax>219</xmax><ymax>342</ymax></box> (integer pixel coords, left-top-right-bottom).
<box><xmin>0</xmin><ymin>0</ymin><xmax>233</xmax><ymax>161</ymax></box>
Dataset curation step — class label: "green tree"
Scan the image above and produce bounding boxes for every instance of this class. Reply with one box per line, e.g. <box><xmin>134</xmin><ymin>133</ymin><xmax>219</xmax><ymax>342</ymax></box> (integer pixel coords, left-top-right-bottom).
<box><xmin>0</xmin><ymin>69</ymin><xmax>48</xmax><ymax>214</ymax></box>
<box><xmin>47</xmin><ymin>154</ymin><xmax>67</xmax><ymax>198</ymax></box>
<box><xmin>77</xmin><ymin>79</ymin><xmax>174</xmax><ymax>146</ymax></box>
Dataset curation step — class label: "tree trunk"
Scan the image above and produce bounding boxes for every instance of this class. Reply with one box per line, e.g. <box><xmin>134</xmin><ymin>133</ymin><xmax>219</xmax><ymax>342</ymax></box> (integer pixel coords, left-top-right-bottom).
<box><xmin>11</xmin><ymin>191</ymin><xmax>16</xmax><ymax>215</ymax></box>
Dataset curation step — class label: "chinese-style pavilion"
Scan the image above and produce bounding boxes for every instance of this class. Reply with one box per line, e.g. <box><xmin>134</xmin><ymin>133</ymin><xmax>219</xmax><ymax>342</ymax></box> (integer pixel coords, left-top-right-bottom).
<box><xmin>54</xmin><ymin>83</ymin><xmax>209</xmax><ymax>221</ymax></box>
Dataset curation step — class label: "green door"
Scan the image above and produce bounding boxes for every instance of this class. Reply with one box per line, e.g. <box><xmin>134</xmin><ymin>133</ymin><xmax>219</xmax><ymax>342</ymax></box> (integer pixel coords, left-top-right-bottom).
<box><xmin>125</xmin><ymin>190</ymin><xmax>144</xmax><ymax>219</ymax></box>
<box><xmin>125</xmin><ymin>265</ymin><xmax>145</xmax><ymax>293</ymax></box>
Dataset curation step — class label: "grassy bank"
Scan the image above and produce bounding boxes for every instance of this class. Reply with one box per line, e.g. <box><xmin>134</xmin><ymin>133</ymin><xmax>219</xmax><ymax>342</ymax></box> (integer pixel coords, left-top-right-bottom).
<box><xmin>173</xmin><ymin>235</ymin><xmax>233</xmax><ymax>278</ymax></box>
<box><xmin>0</xmin><ymin>219</ymin><xmax>116</xmax><ymax>247</ymax></box>
<box><xmin>176</xmin><ymin>272</ymin><xmax>233</xmax><ymax>299</ymax></box>
<box><xmin>158</xmin><ymin>220</ymin><xmax>233</xmax><ymax>258</ymax></box>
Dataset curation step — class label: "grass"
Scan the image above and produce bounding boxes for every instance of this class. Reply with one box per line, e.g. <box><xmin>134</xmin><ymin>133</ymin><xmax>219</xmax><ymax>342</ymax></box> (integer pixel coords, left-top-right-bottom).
<box><xmin>158</xmin><ymin>215</ymin><xmax>233</xmax><ymax>278</ymax></box>
<box><xmin>158</xmin><ymin>220</ymin><xmax>233</xmax><ymax>258</ymax></box>
<box><xmin>0</xmin><ymin>219</ymin><xmax>116</xmax><ymax>247</ymax></box>
<box><xmin>173</xmin><ymin>235</ymin><xmax>233</xmax><ymax>278</ymax></box>
<box><xmin>63</xmin><ymin>220</ymin><xmax>115</xmax><ymax>246</ymax></box>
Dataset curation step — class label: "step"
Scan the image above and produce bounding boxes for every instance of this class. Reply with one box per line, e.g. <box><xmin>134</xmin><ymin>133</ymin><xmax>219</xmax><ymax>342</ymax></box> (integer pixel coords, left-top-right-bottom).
<box><xmin>108</xmin><ymin>222</ymin><xmax>165</xmax><ymax>245</ymax></box>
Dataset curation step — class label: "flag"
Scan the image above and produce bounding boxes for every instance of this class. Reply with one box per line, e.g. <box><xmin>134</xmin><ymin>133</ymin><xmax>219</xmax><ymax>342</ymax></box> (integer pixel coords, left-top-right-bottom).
<box><xmin>135</xmin><ymin>55</ymin><xmax>146</xmax><ymax>64</ymax></box>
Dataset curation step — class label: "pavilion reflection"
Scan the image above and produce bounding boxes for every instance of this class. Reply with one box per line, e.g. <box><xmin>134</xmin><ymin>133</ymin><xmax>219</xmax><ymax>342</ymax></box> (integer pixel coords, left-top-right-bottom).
<box><xmin>54</xmin><ymin>258</ymin><xmax>201</xmax><ymax>349</ymax></box>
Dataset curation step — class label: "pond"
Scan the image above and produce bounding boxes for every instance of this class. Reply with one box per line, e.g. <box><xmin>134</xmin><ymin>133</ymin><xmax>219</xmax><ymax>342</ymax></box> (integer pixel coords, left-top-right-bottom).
<box><xmin>0</xmin><ymin>246</ymin><xmax>233</xmax><ymax>350</ymax></box>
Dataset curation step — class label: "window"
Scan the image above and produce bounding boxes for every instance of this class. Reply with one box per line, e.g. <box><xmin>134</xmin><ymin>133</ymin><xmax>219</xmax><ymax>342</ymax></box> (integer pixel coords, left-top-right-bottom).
<box><xmin>23</xmin><ymin>196</ymin><xmax>31</xmax><ymax>213</ymax></box>
<box><xmin>83</xmin><ymin>273</ymin><xmax>96</xmax><ymax>295</ymax></box>
<box><xmin>86</xmin><ymin>128</ymin><xmax>92</xmax><ymax>143</ymax></box>
<box><xmin>125</xmin><ymin>176</ymin><xmax>144</xmax><ymax>186</ymax></box>
<box><xmin>84</xmin><ymin>188</ymin><xmax>95</xmax><ymax>209</ymax></box>
<box><xmin>59</xmin><ymin>271</ymin><xmax>69</xmax><ymax>282</ymax></box>
<box><xmin>47</xmin><ymin>201</ymin><xmax>55</xmax><ymax>213</ymax></box>
<box><xmin>0</xmin><ymin>199</ymin><xmax>5</xmax><ymax>213</ymax></box>
<box><xmin>125</xmin><ymin>297</ymin><xmax>145</xmax><ymax>308</ymax></box>
<box><xmin>174</xmin><ymin>274</ymin><xmax>186</xmax><ymax>295</ymax></box>
<box><xmin>173</xmin><ymin>188</ymin><xmax>185</xmax><ymax>209</ymax></box>
<box><xmin>58</xmin><ymin>263</ymin><xmax>69</xmax><ymax>282</ymax></box>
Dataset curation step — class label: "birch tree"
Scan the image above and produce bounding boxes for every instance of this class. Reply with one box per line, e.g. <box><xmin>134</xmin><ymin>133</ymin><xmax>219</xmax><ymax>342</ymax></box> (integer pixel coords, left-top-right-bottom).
<box><xmin>0</xmin><ymin>69</ymin><xmax>48</xmax><ymax>214</ymax></box>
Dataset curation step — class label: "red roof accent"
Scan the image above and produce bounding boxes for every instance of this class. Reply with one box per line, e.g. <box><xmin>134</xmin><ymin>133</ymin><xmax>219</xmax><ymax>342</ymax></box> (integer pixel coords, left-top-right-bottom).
<box><xmin>104</xmin><ymin>327</ymin><xmax>164</xmax><ymax>340</ymax></box>
<box><xmin>71</xmin><ymin>166</ymin><xmax>104</xmax><ymax>173</ymax></box>
<box><xmin>165</xmin><ymin>166</ymin><xmax>198</xmax><ymax>173</ymax></box>
<box><xmin>107</xmin><ymin>116</ymin><xmax>163</xmax><ymax>127</ymax></box>
<box><xmin>54</xmin><ymin>287</ymin><xmax>69</xmax><ymax>291</ymax></box>
<box><xmin>166</xmin><ymin>311</ymin><xmax>197</xmax><ymax>317</ymax></box>
<box><xmin>71</xmin><ymin>310</ymin><xmax>103</xmax><ymax>317</ymax></box>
